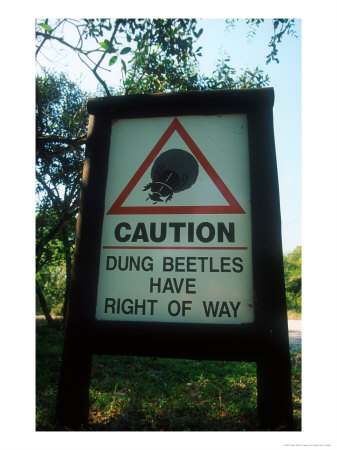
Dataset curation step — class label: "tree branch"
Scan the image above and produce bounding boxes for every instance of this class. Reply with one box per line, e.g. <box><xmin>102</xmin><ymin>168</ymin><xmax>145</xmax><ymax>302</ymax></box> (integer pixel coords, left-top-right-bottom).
<box><xmin>36</xmin><ymin>134</ymin><xmax>87</xmax><ymax>146</ymax></box>
<box><xmin>77</xmin><ymin>53</ymin><xmax>111</xmax><ymax>96</ymax></box>
<box><xmin>92</xmin><ymin>19</ymin><xmax>121</xmax><ymax>74</ymax></box>
<box><xmin>36</xmin><ymin>279</ymin><xmax>59</xmax><ymax>328</ymax></box>
<box><xmin>36</xmin><ymin>134</ymin><xmax>87</xmax><ymax>160</ymax></box>
<box><xmin>36</xmin><ymin>31</ymin><xmax>90</xmax><ymax>55</ymax></box>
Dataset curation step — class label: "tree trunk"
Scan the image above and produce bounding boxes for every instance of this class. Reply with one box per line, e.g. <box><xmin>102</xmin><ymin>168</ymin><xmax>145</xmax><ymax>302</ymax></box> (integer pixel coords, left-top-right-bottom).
<box><xmin>36</xmin><ymin>279</ymin><xmax>57</xmax><ymax>328</ymax></box>
<box><xmin>61</xmin><ymin>225</ymin><xmax>73</xmax><ymax>322</ymax></box>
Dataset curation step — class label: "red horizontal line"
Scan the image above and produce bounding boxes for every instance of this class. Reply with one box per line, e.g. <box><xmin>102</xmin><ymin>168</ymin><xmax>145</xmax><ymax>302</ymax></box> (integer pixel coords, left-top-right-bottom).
<box><xmin>103</xmin><ymin>246</ymin><xmax>248</xmax><ymax>250</ymax></box>
<box><xmin>108</xmin><ymin>205</ymin><xmax>245</xmax><ymax>215</ymax></box>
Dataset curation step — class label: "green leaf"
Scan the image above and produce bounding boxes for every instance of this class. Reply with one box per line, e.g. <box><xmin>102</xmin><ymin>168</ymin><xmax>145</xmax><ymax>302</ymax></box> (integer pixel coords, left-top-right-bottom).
<box><xmin>99</xmin><ymin>40</ymin><xmax>112</xmax><ymax>52</ymax></box>
<box><xmin>39</xmin><ymin>23</ymin><xmax>52</xmax><ymax>33</ymax></box>
<box><xmin>109</xmin><ymin>56</ymin><xmax>118</xmax><ymax>66</ymax></box>
<box><xmin>120</xmin><ymin>47</ymin><xmax>131</xmax><ymax>55</ymax></box>
<box><xmin>193</xmin><ymin>28</ymin><xmax>203</xmax><ymax>39</ymax></box>
<box><xmin>121</xmin><ymin>59</ymin><xmax>127</xmax><ymax>77</ymax></box>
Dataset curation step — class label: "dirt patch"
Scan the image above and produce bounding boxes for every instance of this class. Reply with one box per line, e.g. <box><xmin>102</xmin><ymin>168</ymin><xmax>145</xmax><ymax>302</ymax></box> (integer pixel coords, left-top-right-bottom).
<box><xmin>36</xmin><ymin>315</ymin><xmax>63</xmax><ymax>320</ymax></box>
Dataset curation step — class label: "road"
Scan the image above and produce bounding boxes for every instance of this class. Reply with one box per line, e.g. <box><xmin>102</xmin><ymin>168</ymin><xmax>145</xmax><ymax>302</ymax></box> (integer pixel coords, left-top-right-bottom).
<box><xmin>288</xmin><ymin>320</ymin><xmax>301</xmax><ymax>351</ymax></box>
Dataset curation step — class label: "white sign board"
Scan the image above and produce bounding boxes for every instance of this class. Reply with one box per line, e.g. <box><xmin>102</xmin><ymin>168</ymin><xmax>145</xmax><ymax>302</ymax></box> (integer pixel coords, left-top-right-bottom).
<box><xmin>95</xmin><ymin>115</ymin><xmax>254</xmax><ymax>324</ymax></box>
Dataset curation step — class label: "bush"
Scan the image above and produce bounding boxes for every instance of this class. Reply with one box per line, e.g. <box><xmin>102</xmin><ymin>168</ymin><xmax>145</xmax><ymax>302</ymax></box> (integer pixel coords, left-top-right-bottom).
<box><xmin>284</xmin><ymin>246</ymin><xmax>301</xmax><ymax>313</ymax></box>
<box><xmin>36</xmin><ymin>264</ymin><xmax>66</xmax><ymax>316</ymax></box>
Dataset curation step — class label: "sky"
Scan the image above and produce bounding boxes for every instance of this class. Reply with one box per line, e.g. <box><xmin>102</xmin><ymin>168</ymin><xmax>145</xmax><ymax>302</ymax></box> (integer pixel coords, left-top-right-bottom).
<box><xmin>37</xmin><ymin>18</ymin><xmax>301</xmax><ymax>254</ymax></box>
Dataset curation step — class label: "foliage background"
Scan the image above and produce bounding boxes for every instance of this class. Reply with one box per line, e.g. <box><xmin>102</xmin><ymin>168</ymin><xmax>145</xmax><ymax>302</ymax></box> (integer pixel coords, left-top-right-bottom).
<box><xmin>283</xmin><ymin>246</ymin><xmax>301</xmax><ymax>314</ymax></box>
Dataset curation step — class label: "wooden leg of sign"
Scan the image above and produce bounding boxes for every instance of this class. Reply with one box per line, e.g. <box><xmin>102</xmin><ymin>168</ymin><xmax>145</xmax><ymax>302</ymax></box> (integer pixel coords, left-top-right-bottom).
<box><xmin>55</xmin><ymin>332</ymin><xmax>92</xmax><ymax>429</ymax></box>
<box><xmin>257</xmin><ymin>344</ymin><xmax>294</xmax><ymax>430</ymax></box>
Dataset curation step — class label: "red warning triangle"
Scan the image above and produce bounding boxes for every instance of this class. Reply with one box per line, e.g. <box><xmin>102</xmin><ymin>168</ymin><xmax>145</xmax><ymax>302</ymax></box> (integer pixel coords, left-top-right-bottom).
<box><xmin>107</xmin><ymin>118</ymin><xmax>245</xmax><ymax>215</ymax></box>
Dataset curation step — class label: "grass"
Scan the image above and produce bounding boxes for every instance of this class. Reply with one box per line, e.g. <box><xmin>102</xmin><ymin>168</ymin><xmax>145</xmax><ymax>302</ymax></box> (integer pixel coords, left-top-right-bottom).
<box><xmin>36</xmin><ymin>319</ymin><xmax>301</xmax><ymax>431</ymax></box>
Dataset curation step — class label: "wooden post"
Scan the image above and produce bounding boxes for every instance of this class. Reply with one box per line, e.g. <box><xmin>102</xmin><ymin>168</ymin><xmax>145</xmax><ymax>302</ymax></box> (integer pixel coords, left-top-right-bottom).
<box><xmin>257</xmin><ymin>338</ymin><xmax>294</xmax><ymax>430</ymax></box>
<box><xmin>55</xmin><ymin>329</ymin><xmax>92</xmax><ymax>428</ymax></box>
<box><xmin>246</xmin><ymin>94</ymin><xmax>294</xmax><ymax>430</ymax></box>
<box><xmin>55</xmin><ymin>112</ymin><xmax>111</xmax><ymax>428</ymax></box>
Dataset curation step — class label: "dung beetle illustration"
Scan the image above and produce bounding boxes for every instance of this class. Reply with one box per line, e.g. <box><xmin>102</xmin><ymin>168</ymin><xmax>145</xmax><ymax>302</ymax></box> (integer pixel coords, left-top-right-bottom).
<box><xmin>143</xmin><ymin>148</ymin><xmax>199</xmax><ymax>203</ymax></box>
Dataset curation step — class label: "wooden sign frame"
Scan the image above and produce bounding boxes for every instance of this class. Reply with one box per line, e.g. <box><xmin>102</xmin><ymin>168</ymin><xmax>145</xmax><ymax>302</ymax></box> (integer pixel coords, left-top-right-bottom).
<box><xmin>56</xmin><ymin>88</ymin><xmax>294</xmax><ymax>430</ymax></box>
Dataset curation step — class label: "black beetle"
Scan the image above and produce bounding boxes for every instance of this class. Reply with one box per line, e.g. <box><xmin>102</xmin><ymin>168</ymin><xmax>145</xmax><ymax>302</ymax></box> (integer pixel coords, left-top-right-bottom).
<box><xmin>143</xmin><ymin>148</ymin><xmax>199</xmax><ymax>204</ymax></box>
